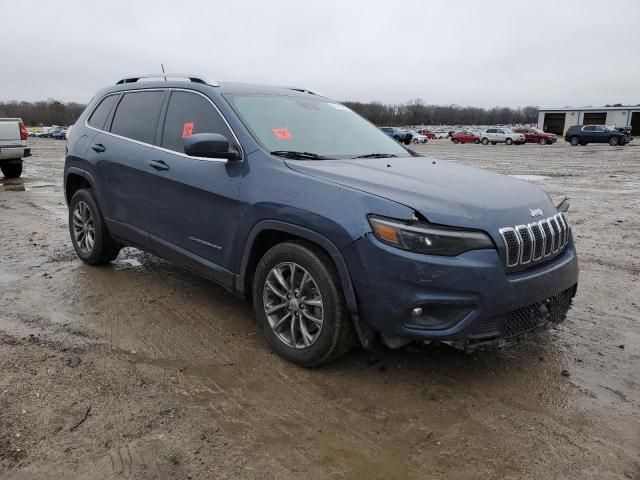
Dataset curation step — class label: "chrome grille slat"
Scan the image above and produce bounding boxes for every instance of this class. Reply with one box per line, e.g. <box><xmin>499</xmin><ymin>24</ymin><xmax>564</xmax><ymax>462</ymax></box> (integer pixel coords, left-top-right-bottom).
<box><xmin>501</xmin><ymin>213</ymin><xmax>570</xmax><ymax>268</ymax></box>
<box><xmin>549</xmin><ymin>217</ymin><xmax>561</xmax><ymax>252</ymax></box>
<box><xmin>516</xmin><ymin>225</ymin><xmax>533</xmax><ymax>264</ymax></box>
<box><xmin>529</xmin><ymin>222</ymin><xmax>544</xmax><ymax>260</ymax></box>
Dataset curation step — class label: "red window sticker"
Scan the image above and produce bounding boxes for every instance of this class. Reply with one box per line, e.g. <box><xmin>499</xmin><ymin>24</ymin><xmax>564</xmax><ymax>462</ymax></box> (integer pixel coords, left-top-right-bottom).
<box><xmin>272</xmin><ymin>128</ymin><xmax>293</xmax><ymax>140</ymax></box>
<box><xmin>182</xmin><ymin>122</ymin><xmax>194</xmax><ymax>138</ymax></box>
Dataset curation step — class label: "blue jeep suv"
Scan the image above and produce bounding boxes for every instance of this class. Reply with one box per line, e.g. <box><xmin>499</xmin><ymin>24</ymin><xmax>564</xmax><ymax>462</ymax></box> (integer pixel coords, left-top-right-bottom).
<box><xmin>64</xmin><ymin>74</ymin><xmax>579</xmax><ymax>366</ymax></box>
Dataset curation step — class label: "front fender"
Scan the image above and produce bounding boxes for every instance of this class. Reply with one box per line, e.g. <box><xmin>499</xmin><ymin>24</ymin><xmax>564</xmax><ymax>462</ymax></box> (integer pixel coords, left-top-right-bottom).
<box><xmin>236</xmin><ymin>219</ymin><xmax>359</xmax><ymax>314</ymax></box>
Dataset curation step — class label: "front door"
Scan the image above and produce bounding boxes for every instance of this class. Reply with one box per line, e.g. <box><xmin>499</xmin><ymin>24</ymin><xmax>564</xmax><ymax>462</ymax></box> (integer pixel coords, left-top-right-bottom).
<box><xmin>144</xmin><ymin>90</ymin><xmax>244</xmax><ymax>277</ymax></box>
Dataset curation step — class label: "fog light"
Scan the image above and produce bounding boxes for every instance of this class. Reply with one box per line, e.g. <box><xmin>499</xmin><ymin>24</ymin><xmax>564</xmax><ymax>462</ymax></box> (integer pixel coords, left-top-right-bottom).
<box><xmin>412</xmin><ymin>307</ymin><xmax>423</xmax><ymax>317</ymax></box>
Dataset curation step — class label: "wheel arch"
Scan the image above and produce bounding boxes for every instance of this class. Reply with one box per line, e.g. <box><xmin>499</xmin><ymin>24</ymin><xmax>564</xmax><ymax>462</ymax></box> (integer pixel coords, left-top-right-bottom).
<box><xmin>237</xmin><ymin>220</ymin><xmax>358</xmax><ymax>315</ymax></box>
<box><xmin>64</xmin><ymin>167</ymin><xmax>97</xmax><ymax>206</ymax></box>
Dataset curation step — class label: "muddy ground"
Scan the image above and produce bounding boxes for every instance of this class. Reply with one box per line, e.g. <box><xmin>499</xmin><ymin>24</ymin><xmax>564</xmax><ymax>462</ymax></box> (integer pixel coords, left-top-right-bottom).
<box><xmin>0</xmin><ymin>138</ymin><xmax>638</xmax><ymax>480</ymax></box>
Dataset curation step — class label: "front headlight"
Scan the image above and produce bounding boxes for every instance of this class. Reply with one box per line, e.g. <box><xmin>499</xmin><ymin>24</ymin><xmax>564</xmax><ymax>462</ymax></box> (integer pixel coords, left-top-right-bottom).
<box><xmin>368</xmin><ymin>215</ymin><xmax>495</xmax><ymax>256</ymax></box>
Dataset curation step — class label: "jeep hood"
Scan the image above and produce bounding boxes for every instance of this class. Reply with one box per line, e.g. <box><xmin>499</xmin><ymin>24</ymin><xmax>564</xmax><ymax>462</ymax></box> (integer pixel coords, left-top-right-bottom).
<box><xmin>285</xmin><ymin>157</ymin><xmax>557</xmax><ymax>231</ymax></box>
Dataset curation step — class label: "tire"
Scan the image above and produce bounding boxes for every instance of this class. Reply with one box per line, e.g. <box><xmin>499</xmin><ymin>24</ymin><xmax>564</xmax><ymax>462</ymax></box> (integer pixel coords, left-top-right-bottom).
<box><xmin>539</xmin><ymin>137</ymin><xmax>547</xmax><ymax>145</ymax></box>
<box><xmin>474</xmin><ymin>138</ymin><xmax>480</xmax><ymax>144</ymax></box>
<box><xmin>491</xmin><ymin>142</ymin><xmax>497</xmax><ymax>145</ymax></box>
<box><xmin>69</xmin><ymin>188</ymin><xmax>120</xmax><ymax>265</ymax></box>
<box><xmin>253</xmin><ymin>241</ymin><xmax>354</xmax><ymax>367</ymax></box>
<box><xmin>452</xmin><ymin>139</ymin><xmax>459</xmax><ymax>144</ymax></box>
<box><xmin>609</xmin><ymin>136</ymin><xmax>619</xmax><ymax>146</ymax></box>
<box><xmin>570</xmin><ymin>136</ymin><xmax>580</xmax><ymax>146</ymax></box>
<box><xmin>505</xmin><ymin>138</ymin><xmax>513</xmax><ymax>145</ymax></box>
<box><xmin>1</xmin><ymin>162</ymin><xmax>22</xmax><ymax>178</ymax></box>
<box><xmin>412</xmin><ymin>138</ymin><xmax>419</xmax><ymax>144</ymax></box>
<box><xmin>481</xmin><ymin>137</ymin><xmax>489</xmax><ymax>145</ymax></box>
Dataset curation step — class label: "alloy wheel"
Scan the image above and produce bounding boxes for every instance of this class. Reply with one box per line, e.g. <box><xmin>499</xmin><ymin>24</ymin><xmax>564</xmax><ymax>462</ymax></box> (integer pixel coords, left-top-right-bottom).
<box><xmin>72</xmin><ymin>200</ymin><xmax>95</xmax><ymax>254</ymax></box>
<box><xmin>263</xmin><ymin>262</ymin><xmax>324</xmax><ymax>349</ymax></box>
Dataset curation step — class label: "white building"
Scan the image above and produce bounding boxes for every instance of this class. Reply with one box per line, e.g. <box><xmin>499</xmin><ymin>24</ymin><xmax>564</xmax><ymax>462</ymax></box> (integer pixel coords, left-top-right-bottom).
<box><xmin>537</xmin><ymin>106</ymin><xmax>640</xmax><ymax>136</ymax></box>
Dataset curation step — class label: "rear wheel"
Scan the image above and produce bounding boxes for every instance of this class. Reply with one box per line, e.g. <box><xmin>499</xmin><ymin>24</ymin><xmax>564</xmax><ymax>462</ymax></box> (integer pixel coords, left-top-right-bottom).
<box><xmin>609</xmin><ymin>136</ymin><xmax>620</xmax><ymax>146</ymax></box>
<box><xmin>491</xmin><ymin>142</ymin><xmax>497</xmax><ymax>145</ymax></box>
<box><xmin>474</xmin><ymin>138</ymin><xmax>480</xmax><ymax>144</ymax></box>
<box><xmin>481</xmin><ymin>138</ymin><xmax>489</xmax><ymax>145</ymax></box>
<box><xmin>452</xmin><ymin>139</ymin><xmax>459</xmax><ymax>144</ymax></box>
<box><xmin>570</xmin><ymin>136</ymin><xmax>580</xmax><ymax>146</ymax></box>
<box><xmin>253</xmin><ymin>241</ymin><xmax>354</xmax><ymax>367</ymax></box>
<box><xmin>69</xmin><ymin>189</ymin><xmax>120</xmax><ymax>265</ymax></box>
<box><xmin>1</xmin><ymin>162</ymin><xmax>22</xmax><ymax>178</ymax></box>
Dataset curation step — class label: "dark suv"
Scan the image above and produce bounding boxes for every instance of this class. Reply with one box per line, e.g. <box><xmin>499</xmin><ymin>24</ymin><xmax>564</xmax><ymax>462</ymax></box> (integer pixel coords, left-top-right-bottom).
<box><xmin>64</xmin><ymin>74</ymin><xmax>579</xmax><ymax>366</ymax></box>
<box><xmin>564</xmin><ymin>125</ymin><xmax>627</xmax><ymax>146</ymax></box>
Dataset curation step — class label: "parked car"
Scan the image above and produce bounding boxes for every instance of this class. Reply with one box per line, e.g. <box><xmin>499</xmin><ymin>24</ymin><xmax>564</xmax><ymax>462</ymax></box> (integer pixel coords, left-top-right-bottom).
<box><xmin>51</xmin><ymin>128</ymin><xmax>68</xmax><ymax>140</ymax></box>
<box><xmin>512</xmin><ymin>127</ymin><xmax>557</xmax><ymax>145</ymax></box>
<box><xmin>451</xmin><ymin>131</ymin><xmax>480</xmax><ymax>144</ymax></box>
<box><xmin>64</xmin><ymin>74</ymin><xmax>578</xmax><ymax>366</ymax></box>
<box><xmin>410</xmin><ymin>131</ymin><xmax>429</xmax><ymax>143</ymax></box>
<box><xmin>417</xmin><ymin>129</ymin><xmax>436</xmax><ymax>140</ymax></box>
<box><xmin>480</xmin><ymin>128</ymin><xmax>526</xmax><ymax>145</ymax></box>
<box><xmin>564</xmin><ymin>125</ymin><xmax>627</xmax><ymax>146</ymax></box>
<box><xmin>0</xmin><ymin>118</ymin><xmax>31</xmax><ymax>178</ymax></box>
<box><xmin>380</xmin><ymin>127</ymin><xmax>412</xmax><ymax>144</ymax></box>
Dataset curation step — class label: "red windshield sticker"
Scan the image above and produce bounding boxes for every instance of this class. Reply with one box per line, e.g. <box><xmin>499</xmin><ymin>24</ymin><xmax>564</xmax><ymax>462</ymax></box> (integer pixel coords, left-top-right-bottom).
<box><xmin>182</xmin><ymin>122</ymin><xmax>194</xmax><ymax>138</ymax></box>
<box><xmin>272</xmin><ymin>128</ymin><xmax>293</xmax><ymax>140</ymax></box>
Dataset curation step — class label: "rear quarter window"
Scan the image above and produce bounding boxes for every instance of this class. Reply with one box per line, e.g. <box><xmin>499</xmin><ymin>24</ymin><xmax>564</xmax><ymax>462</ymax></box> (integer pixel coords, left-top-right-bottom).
<box><xmin>110</xmin><ymin>91</ymin><xmax>165</xmax><ymax>144</ymax></box>
<box><xmin>87</xmin><ymin>94</ymin><xmax>119</xmax><ymax>130</ymax></box>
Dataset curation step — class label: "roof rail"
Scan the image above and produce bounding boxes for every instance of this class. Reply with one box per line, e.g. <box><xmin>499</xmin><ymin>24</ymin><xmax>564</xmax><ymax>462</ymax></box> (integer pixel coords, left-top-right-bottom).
<box><xmin>286</xmin><ymin>87</ymin><xmax>321</xmax><ymax>96</ymax></box>
<box><xmin>115</xmin><ymin>74</ymin><xmax>218</xmax><ymax>86</ymax></box>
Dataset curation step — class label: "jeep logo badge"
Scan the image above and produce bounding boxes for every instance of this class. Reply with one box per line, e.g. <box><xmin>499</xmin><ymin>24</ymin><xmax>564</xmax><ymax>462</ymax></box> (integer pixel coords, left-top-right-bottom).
<box><xmin>529</xmin><ymin>208</ymin><xmax>544</xmax><ymax>217</ymax></box>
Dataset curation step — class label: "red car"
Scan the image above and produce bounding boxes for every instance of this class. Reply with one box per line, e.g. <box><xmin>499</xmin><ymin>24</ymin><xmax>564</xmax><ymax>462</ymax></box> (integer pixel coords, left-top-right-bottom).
<box><xmin>417</xmin><ymin>129</ymin><xmax>436</xmax><ymax>139</ymax></box>
<box><xmin>512</xmin><ymin>128</ymin><xmax>557</xmax><ymax>145</ymax></box>
<box><xmin>451</xmin><ymin>131</ymin><xmax>480</xmax><ymax>144</ymax></box>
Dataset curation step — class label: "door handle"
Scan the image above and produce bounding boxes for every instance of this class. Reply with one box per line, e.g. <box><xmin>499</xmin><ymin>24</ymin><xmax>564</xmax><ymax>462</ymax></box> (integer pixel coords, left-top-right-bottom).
<box><xmin>148</xmin><ymin>160</ymin><xmax>169</xmax><ymax>171</ymax></box>
<box><xmin>91</xmin><ymin>143</ymin><xmax>106</xmax><ymax>153</ymax></box>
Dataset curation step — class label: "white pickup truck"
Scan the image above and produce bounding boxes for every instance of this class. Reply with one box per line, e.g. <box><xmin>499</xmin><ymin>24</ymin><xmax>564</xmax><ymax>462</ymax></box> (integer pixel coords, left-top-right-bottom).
<box><xmin>0</xmin><ymin>118</ymin><xmax>31</xmax><ymax>178</ymax></box>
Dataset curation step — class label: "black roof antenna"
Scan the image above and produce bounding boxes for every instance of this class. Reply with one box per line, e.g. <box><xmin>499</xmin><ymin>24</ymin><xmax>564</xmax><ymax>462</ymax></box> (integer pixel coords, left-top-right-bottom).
<box><xmin>161</xmin><ymin>63</ymin><xmax>166</xmax><ymax>81</ymax></box>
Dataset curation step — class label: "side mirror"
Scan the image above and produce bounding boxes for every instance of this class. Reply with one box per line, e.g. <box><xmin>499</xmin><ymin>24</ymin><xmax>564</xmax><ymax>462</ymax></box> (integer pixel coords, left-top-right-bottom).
<box><xmin>184</xmin><ymin>133</ymin><xmax>240</xmax><ymax>161</ymax></box>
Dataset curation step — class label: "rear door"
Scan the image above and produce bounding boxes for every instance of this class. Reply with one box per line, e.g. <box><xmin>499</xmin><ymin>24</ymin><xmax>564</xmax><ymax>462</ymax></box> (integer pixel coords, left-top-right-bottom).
<box><xmin>92</xmin><ymin>90</ymin><xmax>166</xmax><ymax>246</ymax></box>
<box><xmin>145</xmin><ymin>90</ymin><xmax>243</xmax><ymax>278</ymax></box>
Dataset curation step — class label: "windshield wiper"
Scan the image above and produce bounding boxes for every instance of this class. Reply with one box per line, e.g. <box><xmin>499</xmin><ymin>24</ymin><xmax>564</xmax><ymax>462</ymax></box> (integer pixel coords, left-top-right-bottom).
<box><xmin>353</xmin><ymin>153</ymin><xmax>398</xmax><ymax>159</ymax></box>
<box><xmin>271</xmin><ymin>150</ymin><xmax>329</xmax><ymax>160</ymax></box>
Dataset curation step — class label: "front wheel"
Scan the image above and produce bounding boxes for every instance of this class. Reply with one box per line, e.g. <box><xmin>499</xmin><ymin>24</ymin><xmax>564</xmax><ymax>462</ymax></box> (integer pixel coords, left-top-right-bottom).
<box><xmin>505</xmin><ymin>138</ymin><xmax>513</xmax><ymax>145</ymax></box>
<box><xmin>481</xmin><ymin>137</ymin><xmax>489</xmax><ymax>145</ymax></box>
<box><xmin>69</xmin><ymin>189</ymin><xmax>120</xmax><ymax>265</ymax></box>
<box><xmin>539</xmin><ymin>137</ymin><xmax>548</xmax><ymax>145</ymax></box>
<box><xmin>1</xmin><ymin>162</ymin><xmax>22</xmax><ymax>178</ymax></box>
<box><xmin>452</xmin><ymin>139</ymin><xmax>459</xmax><ymax>144</ymax></box>
<box><xmin>609</xmin><ymin>136</ymin><xmax>620</xmax><ymax>146</ymax></box>
<box><xmin>253</xmin><ymin>241</ymin><xmax>354</xmax><ymax>367</ymax></box>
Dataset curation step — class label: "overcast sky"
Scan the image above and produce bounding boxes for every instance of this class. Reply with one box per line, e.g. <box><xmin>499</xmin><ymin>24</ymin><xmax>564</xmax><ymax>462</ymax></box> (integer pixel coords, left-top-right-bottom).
<box><xmin>2</xmin><ymin>0</ymin><xmax>639</xmax><ymax>108</ymax></box>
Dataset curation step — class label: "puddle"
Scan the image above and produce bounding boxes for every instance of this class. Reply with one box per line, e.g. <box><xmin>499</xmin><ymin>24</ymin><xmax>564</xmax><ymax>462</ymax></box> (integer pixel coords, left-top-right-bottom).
<box><xmin>1</xmin><ymin>179</ymin><xmax>56</xmax><ymax>192</ymax></box>
<box><xmin>0</xmin><ymin>272</ymin><xmax>19</xmax><ymax>283</ymax></box>
<box><xmin>510</xmin><ymin>174</ymin><xmax>550</xmax><ymax>182</ymax></box>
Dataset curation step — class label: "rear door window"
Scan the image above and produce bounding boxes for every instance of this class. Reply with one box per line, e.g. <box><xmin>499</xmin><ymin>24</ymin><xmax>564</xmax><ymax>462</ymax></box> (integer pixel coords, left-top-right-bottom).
<box><xmin>161</xmin><ymin>91</ymin><xmax>233</xmax><ymax>154</ymax></box>
<box><xmin>110</xmin><ymin>91</ymin><xmax>165</xmax><ymax>144</ymax></box>
<box><xmin>87</xmin><ymin>94</ymin><xmax>119</xmax><ymax>130</ymax></box>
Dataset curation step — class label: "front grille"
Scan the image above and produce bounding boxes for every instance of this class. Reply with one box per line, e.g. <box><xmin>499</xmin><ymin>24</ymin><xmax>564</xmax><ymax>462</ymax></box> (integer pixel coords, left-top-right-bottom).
<box><xmin>499</xmin><ymin>213</ymin><xmax>569</xmax><ymax>268</ymax></box>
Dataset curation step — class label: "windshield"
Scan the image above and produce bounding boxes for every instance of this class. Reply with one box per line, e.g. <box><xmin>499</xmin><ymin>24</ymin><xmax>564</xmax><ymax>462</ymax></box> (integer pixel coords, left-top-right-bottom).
<box><xmin>224</xmin><ymin>94</ymin><xmax>410</xmax><ymax>159</ymax></box>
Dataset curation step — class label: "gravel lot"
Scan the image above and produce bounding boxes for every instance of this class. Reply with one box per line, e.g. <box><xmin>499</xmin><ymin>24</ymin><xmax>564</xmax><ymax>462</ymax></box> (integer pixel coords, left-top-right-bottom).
<box><xmin>1</xmin><ymin>137</ymin><xmax>639</xmax><ymax>479</ymax></box>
